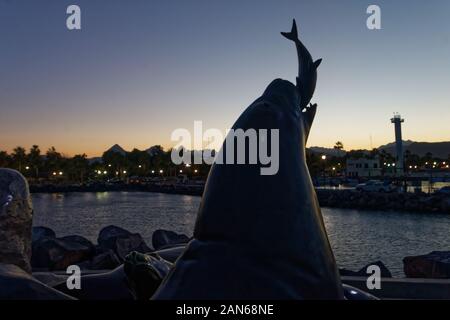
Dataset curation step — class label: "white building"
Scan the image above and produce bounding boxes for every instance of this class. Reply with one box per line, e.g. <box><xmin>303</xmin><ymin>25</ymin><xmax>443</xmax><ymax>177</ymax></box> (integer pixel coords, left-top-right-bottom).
<box><xmin>346</xmin><ymin>158</ymin><xmax>381</xmax><ymax>177</ymax></box>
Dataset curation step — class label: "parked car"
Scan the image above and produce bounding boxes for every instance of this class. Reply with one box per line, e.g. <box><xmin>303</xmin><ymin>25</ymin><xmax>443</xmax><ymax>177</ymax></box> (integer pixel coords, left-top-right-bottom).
<box><xmin>436</xmin><ymin>186</ymin><xmax>450</xmax><ymax>195</ymax></box>
<box><xmin>356</xmin><ymin>180</ymin><xmax>396</xmax><ymax>193</ymax></box>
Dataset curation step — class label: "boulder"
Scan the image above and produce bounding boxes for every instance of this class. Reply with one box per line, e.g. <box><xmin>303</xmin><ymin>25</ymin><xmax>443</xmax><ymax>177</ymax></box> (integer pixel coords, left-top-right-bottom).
<box><xmin>90</xmin><ymin>250</ymin><xmax>121</xmax><ymax>270</ymax></box>
<box><xmin>0</xmin><ymin>169</ymin><xmax>33</xmax><ymax>273</ymax></box>
<box><xmin>340</xmin><ymin>260</ymin><xmax>392</xmax><ymax>278</ymax></box>
<box><xmin>32</xmin><ymin>226</ymin><xmax>56</xmax><ymax>242</ymax></box>
<box><xmin>154</xmin><ymin>245</ymin><xmax>186</xmax><ymax>263</ymax></box>
<box><xmin>0</xmin><ymin>263</ymin><xmax>74</xmax><ymax>300</ymax></box>
<box><xmin>97</xmin><ymin>225</ymin><xmax>151</xmax><ymax>261</ymax></box>
<box><xmin>404</xmin><ymin>251</ymin><xmax>450</xmax><ymax>278</ymax></box>
<box><xmin>59</xmin><ymin>235</ymin><xmax>95</xmax><ymax>254</ymax></box>
<box><xmin>124</xmin><ymin>251</ymin><xmax>172</xmax><ymax>300</ymax></box>
<box><xmin>31</xmin><ymin>237</ymin><xmax>92</xmax><ymax>270</ymax></box>
<box><xmin>152</xmin><ymin>229</ymin><xmax>190</xmax><ymax>250</ymax></box>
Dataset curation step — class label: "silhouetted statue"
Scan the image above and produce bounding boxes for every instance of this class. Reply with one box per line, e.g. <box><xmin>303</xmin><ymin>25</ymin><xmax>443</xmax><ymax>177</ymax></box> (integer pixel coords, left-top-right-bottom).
<box><xmin>153</xmin><ymin>19</ymin><xmax>344</xmax><ymax>299</ymax></box>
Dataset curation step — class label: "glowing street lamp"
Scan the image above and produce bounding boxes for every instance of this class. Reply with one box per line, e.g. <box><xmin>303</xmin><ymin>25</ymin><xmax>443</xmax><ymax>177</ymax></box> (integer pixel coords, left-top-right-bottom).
<box><xmin>123</xmin><ymin>170</ymin><xmax>127</xmax><ymax>174</ymax></box>
<box><xmin>194</xmin><ymin>169</ymin><xmax>198</xmax><ymax>173</ymax></box>
<box><xmin>138</xmin><ymin>165</ymin><xmax>142</xmax><ymax>168</ymax></box>
<box><xmin>185</xmin><ymin>164</ymin><xmax>191</xmax><ymax>168</ymax></box>
<box><xmin>179</xmin><ymin>170</ymin><xmax>183</xmax><ymax>173</ymax></box>
<box><xmin>59</xmin><ymin>171</ymin><xmax>63</xmax><ymax>176</ymax></box>
<box><xmin>151</xmin><ymin>170</ymin><xmax>155</xmax><ymax>174</ymax></box>
<box><xmin>103</xmin><ymin>171</ymin><xmax>107</xmax><ymax>174</ymax></box>
<box><xmin>52</xmin><ymin>172</ymin><xmax>57</xmax><ymax>176</ymax></box>
<box><xmin>159</xmin><ymin>170</ymin><xmax>163</xmax><ymax>174</ymax></box>
<box><xmin>321</xmin><ymin>155</ymin><xmax>326</xmax><ymax>160</ymax></box>
<box><xmin>25</xmin><ymin>166</ymin><xmax>30</xmax><ymax>170</ymax></box>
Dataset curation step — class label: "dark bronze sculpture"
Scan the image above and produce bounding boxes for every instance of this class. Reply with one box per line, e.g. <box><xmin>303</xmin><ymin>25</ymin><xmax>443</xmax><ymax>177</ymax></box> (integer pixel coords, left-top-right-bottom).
<box><xmin>153</xmin><ymin>20</ymin><xmax>344</xmax><ymax>299</ymax></box>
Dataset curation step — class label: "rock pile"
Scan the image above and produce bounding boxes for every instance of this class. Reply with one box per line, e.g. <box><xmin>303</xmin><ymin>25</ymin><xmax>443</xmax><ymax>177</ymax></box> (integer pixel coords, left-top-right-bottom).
<box><xmin>31</xmin><ymin>225</ymin><xmax>189</xmax><ymax>271</ymax></box>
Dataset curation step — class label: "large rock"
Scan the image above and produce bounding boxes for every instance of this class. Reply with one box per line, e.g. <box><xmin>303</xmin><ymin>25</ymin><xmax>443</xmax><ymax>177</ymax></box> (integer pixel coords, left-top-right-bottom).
<box><xmin>32</xmin><ymin>226</ymin><xmax>56</xmax><ymax>242</ymax></box>
<box><xmin>31</xmin><ymin>237</ymin><xmax>92</xmax><ymax>270</ymax></box>
<box><xmin>0</xmin><ymin>168</ymin><xmax>33</xmax><ymax>273</ymax></box>
<box><xmin>154</xmin><ymin>244</ymin><xmax>186</xmax><ymax>263</ymax></box>
<box><xmin>97</xmin><ymin>225</ymin><xmax>151</xmax><ymax>261</ymax></box>
<box><xmin>340</xmin><ymin>260</ymin><xmax>392</xmax><ymax>278</ymax></box>
<box><xmin>124</xmin><ymin>251</ymin><xmax>172</xmax><ymax>300</ymax></box>
<box><xmin>404</xmin><ymin>251</ymin><xmax>450</xmax><ymax>278</ymax></box>
<box><xmin>90</xmin><ymin>250</ymin><xmax>121</xmax><ymax>270</ymax></box>
<box><xmin>0</xmin><ymin>263</ymin><xmax>74</xmax><ymax>300</ymax></box>
<box><xmin>59</xmin><ymin>235</ymin><xmax>95</xmax><ymax>254</ymax></box>
<box><xmin>152</xmin><ymin>229</ymin><xmax>190</xmax><ymax>250</ymax></box>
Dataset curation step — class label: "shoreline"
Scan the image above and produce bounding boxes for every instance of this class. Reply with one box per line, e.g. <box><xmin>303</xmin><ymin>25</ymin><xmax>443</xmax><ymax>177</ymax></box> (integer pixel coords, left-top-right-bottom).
<box><xmin>29</xmin><ymin>184</ymin><xmax>450</xmax><ymax>214</ymax></box>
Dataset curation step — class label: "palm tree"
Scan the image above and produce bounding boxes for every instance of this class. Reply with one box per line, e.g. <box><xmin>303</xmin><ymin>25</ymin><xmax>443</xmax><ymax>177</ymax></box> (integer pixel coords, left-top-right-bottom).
<box><xmin>45</xmin><ymin>146</ymin><xmax>63</xmax><ymax>176</ymax></box>
<box><xmin>11</xmin><ymin>146</ymin><xmax>27</xmax><ymax>172</ymax></box>
<box><xmin>0</xmin><ymin>151</ymin><xmax>11</xmax><ymax>168</ymax></box>
<box><xmin>334</xmin><ymin>141</ymin><xmax>344</xmax><ymax>151</ymax></box>
<box><xmin>28</xmin><ymin>145</ymin><xmax>42</xmax><ymax>178</ymax></box>
<box><xmin>69</xmin><ymin>154</ymin><xmax>89</xmax><ymax>183</ymax></box>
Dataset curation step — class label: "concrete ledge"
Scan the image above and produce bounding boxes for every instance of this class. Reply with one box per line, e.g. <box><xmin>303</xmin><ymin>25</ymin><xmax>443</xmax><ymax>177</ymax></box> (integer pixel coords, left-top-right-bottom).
<box><xmin>342</xmin><ymin>276</ymin><xmax>450</xmax><ymax>299</ymax></box>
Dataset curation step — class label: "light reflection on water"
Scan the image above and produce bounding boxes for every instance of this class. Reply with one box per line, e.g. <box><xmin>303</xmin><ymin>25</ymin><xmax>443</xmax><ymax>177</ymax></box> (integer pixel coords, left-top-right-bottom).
<box><xmin>32</xmin><ymin>192</ymin><xmax>450</xmax><ymax>277</ymax></box>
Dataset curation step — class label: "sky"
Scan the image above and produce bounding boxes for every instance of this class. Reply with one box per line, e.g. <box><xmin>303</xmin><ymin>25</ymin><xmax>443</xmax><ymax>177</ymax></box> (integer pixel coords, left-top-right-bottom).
<box><xmin>0</xmin><ymin>0</ymin><xmax>449</xmax><ymax>157</ymax></box>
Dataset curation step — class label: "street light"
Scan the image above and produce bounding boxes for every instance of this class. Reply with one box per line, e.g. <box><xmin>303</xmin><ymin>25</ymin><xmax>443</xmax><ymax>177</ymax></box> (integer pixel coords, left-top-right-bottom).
<box><xmin>138</xmin><ymin>165</ymin><xmax>142</xmax><ymax>168</ymax></box>
<box><xmin>321</xmin><ymin>155</ymin><xmax>326</xmax><ymax>160</ymax></box>
<box><xmin>25</xmin><ymin>166</ymin><xmax>30</xmax><ymax>170</ymax></box>
<box><xmin>151</xmin><ymin>170</ymin><xmax>155</xmax><ymax>174</ymax></box>
<box><xmin>185</xmin><ymin>164</ymin><xmax>191</xmax><ymax>168</ymax></box>
<box><xmin>103</xmin><ymin>171</ymin><xmax>107</xmax><ymax>174</ymax></box>
<box><xmin>123</xmin><ymin>170</ymin><xmax>127</xmax><ymax>174</ymax></box>
<box><xmin>194</xmin><ymin>169</ymin><xmax>198</xmax><ymax>173</ymax></box>
<box><xmin>179</xmin><ymin>170</ymin><xmax>183</xmax><ymax>173</ymax></box>
<box><xmin>59</xmin><ymin>171</ymin><xmax>63</xmax><ymax>175</ymax></box>
<box><xmin>159</xmin><ymin>170</ymin><xmax>163</xmax><ymax>174</ymax></box>
<box><xmin>52</xmin><ymin>172</ymin><xmax>56</xmax><ymax>176</ymax></box>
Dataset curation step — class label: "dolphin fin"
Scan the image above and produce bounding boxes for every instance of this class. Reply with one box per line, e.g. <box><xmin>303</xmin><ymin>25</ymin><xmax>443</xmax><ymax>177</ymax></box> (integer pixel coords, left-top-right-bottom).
<box><xmin>314</xmin><ymin>59</ymin><xmax>322</xmax><ymax>69</ymax></box>
<box><xmin>281</xmin><ymin>19</ymin><xmax>298</xmax><ymax>41</ymax></box>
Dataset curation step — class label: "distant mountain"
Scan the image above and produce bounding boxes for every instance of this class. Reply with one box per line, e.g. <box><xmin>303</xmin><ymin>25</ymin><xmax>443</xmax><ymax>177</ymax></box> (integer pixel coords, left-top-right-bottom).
<box><xmin>308</xmin><ymin>146</ymin><xmax>346</xmax><ymax>157</ymax></box>
<box><xmin>378</xmin><ymin>140</ymin><xmax>415</xmax><ymax>149</ymax></box>
<box><xmin>105</xmin><ymin>144</ymin><xmax>127</xmax><ymax>155</ymax></box>
<box><xmin>145</xmin><ymin>146</ymin><xmax>163</xmax><ymax>156</ymax></box>
<box><xmin>379</xmin><ymin>141</ymin><xmax>450</xmax><ymax>158</ymax></box>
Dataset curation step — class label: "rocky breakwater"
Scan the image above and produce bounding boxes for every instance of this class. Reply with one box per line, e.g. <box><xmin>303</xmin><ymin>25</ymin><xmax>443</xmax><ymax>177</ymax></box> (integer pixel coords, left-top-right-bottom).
<box><xmin>31</xmin><ymin>226</ymin><xmax>190</xmax><ymax>271</ymax></box>
<box><xmin>316</xmin><ymin>189</ymin><xmax>450</xmax><ymax>214</ymax></box>
<box><xmin>403</xmin><ymin>251</ymin><xmax>450</xmax><ymax>278</ymax></box>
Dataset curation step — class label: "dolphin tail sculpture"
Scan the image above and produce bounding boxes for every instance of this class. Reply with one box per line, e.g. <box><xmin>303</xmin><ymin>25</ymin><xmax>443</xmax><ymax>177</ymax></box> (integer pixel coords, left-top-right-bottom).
<box><xmin>153</xmin><ymin>20</ymin><xmax>343</xmax><ymax>300</ymax></box>
<box><xmin>281</xmin><ymin>19</ymin><xmax>322</xmax><ymax>111</ymax></box>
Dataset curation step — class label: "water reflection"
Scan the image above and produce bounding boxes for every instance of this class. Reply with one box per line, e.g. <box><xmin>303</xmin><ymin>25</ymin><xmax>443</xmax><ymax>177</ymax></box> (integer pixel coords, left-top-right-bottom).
<box><xmin>32</xmin><ymin>192</ymin><xmax>450</xmax><ymax>277</ymax></box>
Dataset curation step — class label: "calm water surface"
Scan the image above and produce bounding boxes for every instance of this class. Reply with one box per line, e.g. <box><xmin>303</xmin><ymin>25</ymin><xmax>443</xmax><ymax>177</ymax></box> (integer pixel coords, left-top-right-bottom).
<box><xmin>32</xmin><ymin>192</ymin><xmax>450</xmax><ymax>277</ymax></box>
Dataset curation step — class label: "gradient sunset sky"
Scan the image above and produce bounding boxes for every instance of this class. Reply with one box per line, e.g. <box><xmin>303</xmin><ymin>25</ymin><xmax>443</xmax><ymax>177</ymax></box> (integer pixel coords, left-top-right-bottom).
<box><xmin>1</xmin><ymin>0</ymin><xmax>449</xmax><ymax>157</ymax></box>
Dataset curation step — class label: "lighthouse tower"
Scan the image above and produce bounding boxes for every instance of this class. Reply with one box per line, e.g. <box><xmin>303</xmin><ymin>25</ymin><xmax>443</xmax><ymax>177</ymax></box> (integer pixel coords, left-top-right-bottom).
<box><xmin>390</xmin><ymin>113</ymin><xmax>404</xmax><ymax>175</ymax></box>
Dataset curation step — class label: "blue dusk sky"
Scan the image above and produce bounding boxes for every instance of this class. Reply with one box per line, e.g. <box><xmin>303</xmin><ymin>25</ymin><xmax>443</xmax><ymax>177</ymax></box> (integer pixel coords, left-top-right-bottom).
<box><xmin>0</xmin><ymin>0</ymin><xmax>449</xmax><ymax>156</ymax></box>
